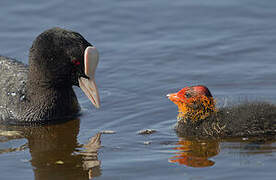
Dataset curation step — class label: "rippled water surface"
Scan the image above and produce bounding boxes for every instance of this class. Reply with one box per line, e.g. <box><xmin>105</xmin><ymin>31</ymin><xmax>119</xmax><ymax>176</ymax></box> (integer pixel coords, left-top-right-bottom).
<box><xmin>0</xmin><ymin>0</ymin><xmax>276</xmax><ymax>179</ymax></box>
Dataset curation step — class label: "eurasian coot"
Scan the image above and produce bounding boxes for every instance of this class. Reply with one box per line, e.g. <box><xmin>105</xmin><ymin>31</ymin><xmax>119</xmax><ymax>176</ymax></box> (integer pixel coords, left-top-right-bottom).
<box><xmin>0</xmin><ymin>27</ymin><xmax>100</xmax><ymax>124</ymax></box>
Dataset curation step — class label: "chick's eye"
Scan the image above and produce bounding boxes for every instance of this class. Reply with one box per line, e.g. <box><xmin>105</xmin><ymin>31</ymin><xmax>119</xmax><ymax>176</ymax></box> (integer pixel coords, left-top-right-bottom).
<box><xmin>185</xmin><ymin>92</ymin><xmax>192</xmax><ymax>98</ymax></box>
<box><xmin>72</xmin><ymin>59</ymin><xmax>80</xmax><ymax>66</ymax></box>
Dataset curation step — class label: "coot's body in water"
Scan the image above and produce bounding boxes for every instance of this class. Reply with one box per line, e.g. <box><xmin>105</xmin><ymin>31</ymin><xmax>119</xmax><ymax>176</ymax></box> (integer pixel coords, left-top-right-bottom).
<box><xmin>0</xmin><ymin>28</ymin><xmax>100</xmax><ymax>124</ymax></box>
<box><xmin>168</xmin><ymin>85</ymin><xmax>276</xmax><ymax>138</ymax></box>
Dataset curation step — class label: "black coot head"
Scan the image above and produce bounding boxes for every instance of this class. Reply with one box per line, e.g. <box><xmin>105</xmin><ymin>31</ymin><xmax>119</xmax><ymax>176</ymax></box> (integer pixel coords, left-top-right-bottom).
<box><xmin>29</xmin><ymin>27</ymin><xmax>100</xmax><ymax>108</ymax></box>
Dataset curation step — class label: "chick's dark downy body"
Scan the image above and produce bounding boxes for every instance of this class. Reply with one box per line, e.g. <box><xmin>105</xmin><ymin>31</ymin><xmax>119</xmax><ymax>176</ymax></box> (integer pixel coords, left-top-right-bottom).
<box><xmin>169</xmin><ymin>85</ymin><xmax>276</xmax><ymax>138</ymax></box>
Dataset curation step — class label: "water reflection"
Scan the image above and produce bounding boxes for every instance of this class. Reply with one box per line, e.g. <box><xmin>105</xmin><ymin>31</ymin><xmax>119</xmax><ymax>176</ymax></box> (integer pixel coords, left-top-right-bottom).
<box><xmin>169</xmin><ymin>136</ymin><xmax>276</xmax><ymax>168</ymax></box>
<box><xmin>169</xmin><ymin>138</ymin><xmax>219</xmax><ymax>167</ymax></box>
<box><xmin>0</xmin><ymin>119</ymin><xmax>101</xmax><ymax>180</ymax></box>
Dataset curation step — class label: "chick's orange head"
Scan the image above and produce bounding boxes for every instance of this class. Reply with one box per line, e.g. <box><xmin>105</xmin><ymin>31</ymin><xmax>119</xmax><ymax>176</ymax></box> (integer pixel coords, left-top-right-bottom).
<box><xmin>167</xmin><ymin>85</ymin><xmax>217</xmax><ymax>121</ymax></box>
<box><xmin>168</xmin><ymin>85</ymin><xmax>213</xmax><ymax>103</ymax></box>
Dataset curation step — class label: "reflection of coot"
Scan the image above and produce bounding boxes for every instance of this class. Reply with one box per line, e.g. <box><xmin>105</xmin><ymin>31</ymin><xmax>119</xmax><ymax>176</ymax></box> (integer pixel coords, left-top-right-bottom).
<box><xmin>169</xmin><ymin>138</ymin><xmax>219</xmax><ymax>167</ymax></box>
<box><xmin>0</xmin><ymin>119</ymin><xmax>101</xmax><ymax>180</ymax></box>
<box><xmin>0</xmin><ymin>27</ymin><xmax>100</xmax><ymax>124</ymax></box>
<box><xmin>168</xmin><ymin>85</ymin><xmax>276</xmax><ymax>138</ymax></box>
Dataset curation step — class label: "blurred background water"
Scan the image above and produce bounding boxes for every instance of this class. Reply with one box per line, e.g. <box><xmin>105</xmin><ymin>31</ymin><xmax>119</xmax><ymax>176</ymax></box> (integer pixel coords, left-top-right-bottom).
<box><xmin>0</xmin><ymin>0</ymin><xmax>276</xmax><ymax>179</ymax></box>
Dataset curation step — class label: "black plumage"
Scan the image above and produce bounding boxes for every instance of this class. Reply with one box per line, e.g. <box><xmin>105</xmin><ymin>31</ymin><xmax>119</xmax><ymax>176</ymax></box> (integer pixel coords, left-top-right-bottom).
<box><xmin>0</xmin><ymin>28</ymin><xmax>98</xmax><ymax>124</ymax></box>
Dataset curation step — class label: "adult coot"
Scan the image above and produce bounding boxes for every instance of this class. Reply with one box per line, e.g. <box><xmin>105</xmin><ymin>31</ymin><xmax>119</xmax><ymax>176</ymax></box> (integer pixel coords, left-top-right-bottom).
<box><xmin>167</xmin><ymin>85</ymin><xmax>276</xmax><ymax>138</ymax></box>
<box><xmin>0</xmin><ymin>27</ymin><xmax>100</xmax><ymax>124</ymax></box>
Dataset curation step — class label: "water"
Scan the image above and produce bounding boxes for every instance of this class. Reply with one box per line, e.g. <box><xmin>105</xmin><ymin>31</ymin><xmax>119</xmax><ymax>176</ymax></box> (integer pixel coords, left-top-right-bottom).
<box><xmin>0</xmin><ymin>0</ymin><xmax>276</xmax><ymax>179</ymax></box>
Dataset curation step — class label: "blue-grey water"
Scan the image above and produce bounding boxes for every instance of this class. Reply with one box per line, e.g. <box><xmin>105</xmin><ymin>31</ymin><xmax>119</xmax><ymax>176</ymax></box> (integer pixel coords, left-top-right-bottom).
<box><xmin>0</xmin><ymin>0</ymin><xmax>276</xmax><ymax>179</ymax></box>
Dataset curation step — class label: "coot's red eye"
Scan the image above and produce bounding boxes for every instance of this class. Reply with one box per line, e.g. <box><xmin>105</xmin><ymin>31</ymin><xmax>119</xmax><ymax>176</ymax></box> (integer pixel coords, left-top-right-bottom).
<box><xmin>72</xmin><ymin>59</ymin><xmax>80</xmax><ymax>66</ymax></box>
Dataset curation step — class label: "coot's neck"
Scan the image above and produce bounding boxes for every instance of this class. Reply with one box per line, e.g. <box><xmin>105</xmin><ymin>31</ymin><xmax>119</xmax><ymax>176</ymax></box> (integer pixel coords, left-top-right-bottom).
<box><xmin>23</xmin><ymin>81</ymin><xmax>80</xmax><ymax>123</ymax></box>
<box><xmin>21</xmin><ymin>65</ymin><xmax>79</xmax><ymax>123</ymax></box>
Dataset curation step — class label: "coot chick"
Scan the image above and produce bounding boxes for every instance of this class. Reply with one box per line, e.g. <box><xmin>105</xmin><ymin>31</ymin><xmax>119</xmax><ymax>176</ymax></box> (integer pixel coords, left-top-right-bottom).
<box><xmin>0</xmin><ymin>27</ymin><xmax>100</xmax><ymax>124</ymax></box>
<box><xmin>167</xmin><ymin>85</ymin><xmax>276</xmax><ymax>138</ymax></box>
